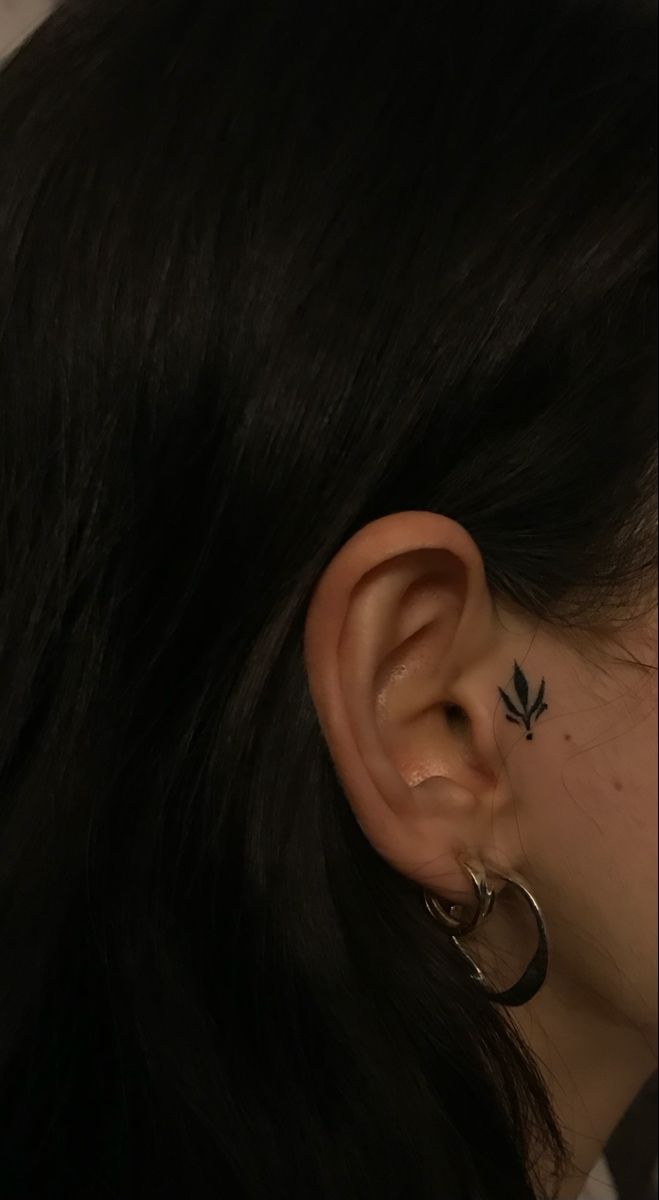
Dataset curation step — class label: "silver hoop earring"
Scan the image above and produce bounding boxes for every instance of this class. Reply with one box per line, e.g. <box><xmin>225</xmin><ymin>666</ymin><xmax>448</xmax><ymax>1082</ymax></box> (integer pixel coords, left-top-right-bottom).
<box><xmin>423</xmin><ymin>857</ymin><xmax>549</xmax><ymax>1007</ymax></box>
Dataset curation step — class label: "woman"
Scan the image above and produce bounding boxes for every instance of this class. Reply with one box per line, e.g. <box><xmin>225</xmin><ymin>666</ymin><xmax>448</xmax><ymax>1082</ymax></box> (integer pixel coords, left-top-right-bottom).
<box><xmin>0</xmin><ymin>2</ymin><xmax>656</xmax><ymax>1198</ymax></box>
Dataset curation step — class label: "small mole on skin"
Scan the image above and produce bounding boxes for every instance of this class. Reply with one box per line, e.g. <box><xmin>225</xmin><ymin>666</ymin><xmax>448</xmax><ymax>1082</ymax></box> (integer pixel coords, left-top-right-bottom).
<box><xmin>564</xmin><ymin>733</ymin><xmax>572</xmax><ymax>742</ymax></box>
<box><xmin>614</xmin><ymin>781</ymin><xmax>623</xmax><ymax>792</ymax></box>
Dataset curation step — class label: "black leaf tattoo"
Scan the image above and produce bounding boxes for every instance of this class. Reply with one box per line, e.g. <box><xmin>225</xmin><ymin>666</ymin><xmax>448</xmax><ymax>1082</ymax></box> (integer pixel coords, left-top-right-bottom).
<box><xmin>498</xmin><ymin>661</ymin><xmax>548</xmax><ymax>740</ymax></box>
<box><xmin>513</xmin><ymin>661</ymin><xmax>528</xmax><ymax>709</ymax></box>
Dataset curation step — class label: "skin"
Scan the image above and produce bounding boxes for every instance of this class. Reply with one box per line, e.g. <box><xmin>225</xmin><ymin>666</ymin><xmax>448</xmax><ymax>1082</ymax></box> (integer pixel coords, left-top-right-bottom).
<box><xmin>303</xmin><ymin>511</ymin><xmax>658</xmax><ymax>1200</ymax></box>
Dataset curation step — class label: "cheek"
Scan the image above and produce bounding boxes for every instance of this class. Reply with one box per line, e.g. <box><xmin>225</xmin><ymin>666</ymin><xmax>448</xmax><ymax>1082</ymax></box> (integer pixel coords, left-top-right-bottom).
<box><xmin>554</xmin><ymin>697</ymin><xmax>658</xmax><ymax>1018</ymax></box>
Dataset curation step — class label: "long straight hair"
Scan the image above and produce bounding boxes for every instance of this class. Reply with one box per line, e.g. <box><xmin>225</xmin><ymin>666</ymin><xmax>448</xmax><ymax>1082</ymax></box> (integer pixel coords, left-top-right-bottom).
<box><xmin>0</xmin><ymin>2</ymin><xmax>656</xmax><ymax>1197</ymax></box>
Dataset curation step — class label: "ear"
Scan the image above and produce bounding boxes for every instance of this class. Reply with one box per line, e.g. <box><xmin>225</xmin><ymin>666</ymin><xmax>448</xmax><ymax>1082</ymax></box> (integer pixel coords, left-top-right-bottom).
<box><xmin>303</xmin><ymin>510</ymin><xmax>530</xmax><ymax>910</ymax></box>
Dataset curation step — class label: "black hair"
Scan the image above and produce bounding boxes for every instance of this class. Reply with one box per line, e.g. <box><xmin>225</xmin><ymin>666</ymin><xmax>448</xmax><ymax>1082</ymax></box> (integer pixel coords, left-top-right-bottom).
<box><xmin>0</xmin><ymin>1</ymin><xmax>656</xmax><ymax>1197</ymax></box>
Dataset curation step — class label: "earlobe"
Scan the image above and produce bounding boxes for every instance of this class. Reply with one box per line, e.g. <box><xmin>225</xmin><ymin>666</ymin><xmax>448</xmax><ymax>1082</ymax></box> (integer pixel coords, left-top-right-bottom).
<box><xmin>303</xmin><ymin>510</ymin><xmax>516</xmax><ymax>907</ymax></box>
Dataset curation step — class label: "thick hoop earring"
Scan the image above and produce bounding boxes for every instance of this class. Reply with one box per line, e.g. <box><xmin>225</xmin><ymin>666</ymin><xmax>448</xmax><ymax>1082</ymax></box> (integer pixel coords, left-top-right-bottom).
<box><xmin>423</xmin><ymin>857</ymin><xmax>549</xmax><ymax>1007</ymax></box>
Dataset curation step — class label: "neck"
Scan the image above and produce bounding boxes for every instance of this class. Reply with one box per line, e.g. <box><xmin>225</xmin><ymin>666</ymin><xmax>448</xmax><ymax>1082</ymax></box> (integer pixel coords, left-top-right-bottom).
<box><xmin>513</xmin><ymin>980</ymin><xmax>657</xmax><ymax>1199</ymax></box>
<box><xmin>466</xmin><ymin>897</ymin><xmax>657</xmax><ymax>1199</ymax></box>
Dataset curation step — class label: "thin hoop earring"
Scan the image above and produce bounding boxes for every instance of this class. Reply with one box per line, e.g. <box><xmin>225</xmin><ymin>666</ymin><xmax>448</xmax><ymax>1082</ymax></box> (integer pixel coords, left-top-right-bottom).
<box><xmin>423</xmin><ymin>857</ymin><xmax>549</xmax><ymax>1007</ymax></box>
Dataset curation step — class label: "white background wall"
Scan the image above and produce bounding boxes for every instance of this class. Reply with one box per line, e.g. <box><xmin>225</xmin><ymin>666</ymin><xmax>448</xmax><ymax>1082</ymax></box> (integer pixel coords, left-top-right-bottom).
<box><xmin>0</xmin><ymin>0</ymin><xmax>51</xmax><ymax>61</ymax></box>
